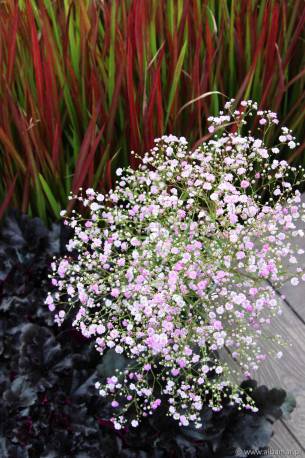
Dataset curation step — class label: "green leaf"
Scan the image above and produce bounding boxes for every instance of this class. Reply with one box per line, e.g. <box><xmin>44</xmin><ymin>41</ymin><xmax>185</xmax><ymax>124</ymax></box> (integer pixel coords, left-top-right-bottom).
<box><xmin>165</xmin><ymin>39</ymin><xmax>188</xmax><ymax>126</ymax></box>
<box><xmin>38</xmin><ymin>174</ymin><xmax>60</xmax><ymax>218</ymax></box>
<box><xmin>34</xmin><ymin>178</ymin><xmax>47</xmax><ymax>222</ymax></box>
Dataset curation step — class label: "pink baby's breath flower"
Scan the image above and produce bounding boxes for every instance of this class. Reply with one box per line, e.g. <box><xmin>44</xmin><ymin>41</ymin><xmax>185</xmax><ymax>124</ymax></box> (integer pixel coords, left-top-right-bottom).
<box><xmin>111</xmin><ymin>288</ymin><xmax>120</xmax><ymax>298</ymax></box>
<box><xmin>236</xmin><ymin>251</ymin><xmax>245</xmax><ymax>260</ymax></box>
<box><xmin>241</xmin><ymin>180</ymin><xmax>250</xmax><ymax>189</ymax></box>
<box><xmin>151</xmin><ymin>399</ymin><xmax>161</xmax><ymax>410</ymax></box>
<box><xmin>213</xmin><ymin>320</ymin><xmax>223</xmax><ymax>331</ymax></box>
<box><xmin>146</xmin><ymin>333</ymin><xmax>168</xmax><ymax>353</ymax></box>
<box><xmin>171</xmin><ymin>368</ymin><xmax>180</xmax><ymax>376</ymax></box>
<box><xmin>45</xmin><ymin>294</ymin><xmax>55</xmax><ymax>311</ymax></box>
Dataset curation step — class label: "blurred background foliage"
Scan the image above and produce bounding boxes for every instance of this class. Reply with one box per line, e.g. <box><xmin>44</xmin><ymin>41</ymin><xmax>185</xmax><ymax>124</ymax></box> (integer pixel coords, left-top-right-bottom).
<box><xmin>0</xmin><ymin>0</ymin><xmax>304</xmax><ymax>222</ymax></box>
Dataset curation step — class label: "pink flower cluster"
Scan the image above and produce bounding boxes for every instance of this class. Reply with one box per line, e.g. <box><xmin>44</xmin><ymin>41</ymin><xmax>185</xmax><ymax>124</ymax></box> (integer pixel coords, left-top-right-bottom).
<box><xmin>47</xmin><ymin>101</ymin><xmax>305</xmax><ymax>430</ymax></box>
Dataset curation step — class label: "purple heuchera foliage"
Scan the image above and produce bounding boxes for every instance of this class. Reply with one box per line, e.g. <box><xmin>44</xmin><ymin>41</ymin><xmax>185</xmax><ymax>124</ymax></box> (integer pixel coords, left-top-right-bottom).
<box><xmin>47</xmin><ymin>100</ymin><xmax>305</xmax><ymax>430</ymax></box>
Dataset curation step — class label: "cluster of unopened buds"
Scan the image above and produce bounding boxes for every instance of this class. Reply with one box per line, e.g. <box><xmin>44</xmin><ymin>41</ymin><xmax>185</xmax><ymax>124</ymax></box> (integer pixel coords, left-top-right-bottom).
<box><xmin>47</xmin><ymin>100</ymin><xmax>305</xmax><ymax>430</ymax></box>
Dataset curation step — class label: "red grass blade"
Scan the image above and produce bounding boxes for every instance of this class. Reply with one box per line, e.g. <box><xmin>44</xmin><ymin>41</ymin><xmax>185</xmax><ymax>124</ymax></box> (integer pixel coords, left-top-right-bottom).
<box><xmin>7</xmin><ymin>3</ymin><xmax>19</xmax><ymax>84</ymax></box>
<box><xmin>72</xmin><ymin>100</ymin><xmax>103</xmax><ymax>193</ymax></box>
<box><xmin>0</xmin><ymin>176</ymin><xmax>17</xmax><ymax>220</ymax></box>
<box><xmin>26</xmin><ymin>0</ymin><xmax>44</xmax><ymax>112</ymax></box>
<box><xmin>126</xmin><ymin>36</ymin><xmax>140</xmax><ymax>164</ymax></box>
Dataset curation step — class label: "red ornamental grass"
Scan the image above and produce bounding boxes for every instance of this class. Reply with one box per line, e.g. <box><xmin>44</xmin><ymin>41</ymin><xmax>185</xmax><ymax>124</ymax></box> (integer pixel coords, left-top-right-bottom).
<box><xmin>0</xmin><ymin>0</ymin><xmax>304</xmax><ymax>222</ymax></box>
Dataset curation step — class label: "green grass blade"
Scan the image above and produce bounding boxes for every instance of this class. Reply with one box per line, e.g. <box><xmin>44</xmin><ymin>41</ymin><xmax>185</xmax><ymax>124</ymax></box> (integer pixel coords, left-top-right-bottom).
<box><xmin>165</xmin><ymin>39</ymin><xmax>188</xmax><ymax>127</ymax></box>
<box><xmin>38</xmin><ymin>173</ymin><xmax>61</xmax><ymax>218</ymax></box>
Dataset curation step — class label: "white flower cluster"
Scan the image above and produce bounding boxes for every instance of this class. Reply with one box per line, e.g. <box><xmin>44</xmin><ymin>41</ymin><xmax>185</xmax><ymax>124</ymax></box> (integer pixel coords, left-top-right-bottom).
<box><xmin>47</xmin><ymin>101</ymin><xmax>305</xmax><ymax>430</ymax></box>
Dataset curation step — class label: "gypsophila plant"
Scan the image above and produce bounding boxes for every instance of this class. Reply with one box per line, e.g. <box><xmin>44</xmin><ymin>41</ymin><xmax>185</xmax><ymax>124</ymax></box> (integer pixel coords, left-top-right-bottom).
<box><xmin>46</xmin><ymin>100</ymin><xmax>305</xmax><ymax>431</ymax></box>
